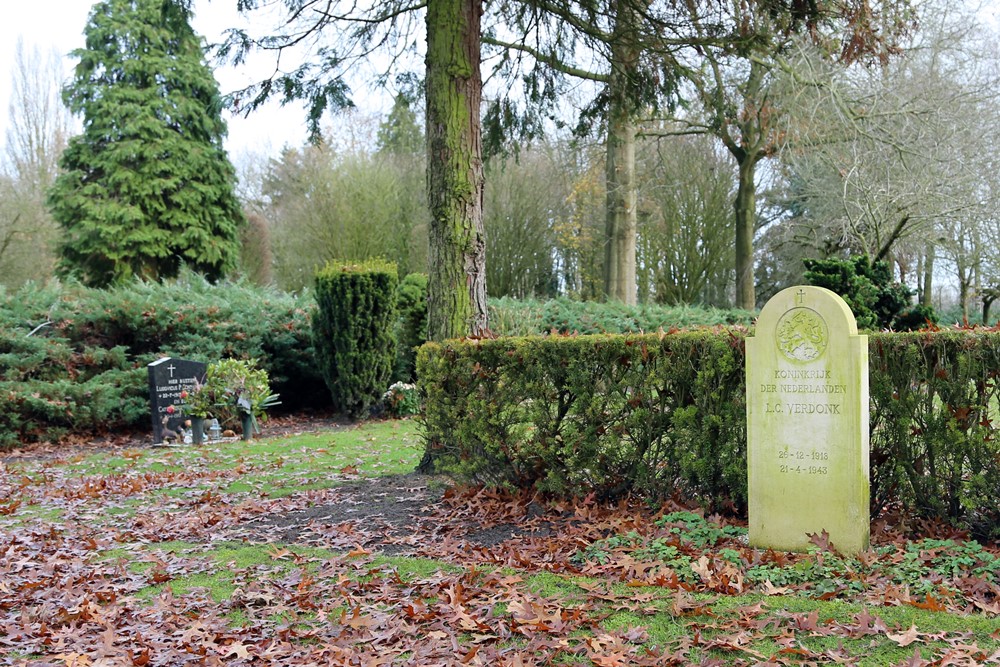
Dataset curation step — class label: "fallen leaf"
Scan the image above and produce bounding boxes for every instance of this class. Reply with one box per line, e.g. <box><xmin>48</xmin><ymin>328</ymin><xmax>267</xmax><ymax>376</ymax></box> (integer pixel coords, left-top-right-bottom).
<box><xmin>221</xmin><ymin>642</ymin><xmax>252</xmax><ymax>659</ymax></box>
<box><xmin>128</xmin><ymin>648</ymin><xmax>151</xmax><ymax>666</ymax></box>
<box><xmin>762</xmin><ymin>580</ymin><xmax>790</xmax><ymax>596</ymax></box>
<box><xmin>691</xmin><ymin>555</ymin><xmax>713</xmax><ymax>583</ymax></box>
<box><xmin>887</xmin><ymin>624</ymin><xmax>921</xmax><ymax>647</ymax></box>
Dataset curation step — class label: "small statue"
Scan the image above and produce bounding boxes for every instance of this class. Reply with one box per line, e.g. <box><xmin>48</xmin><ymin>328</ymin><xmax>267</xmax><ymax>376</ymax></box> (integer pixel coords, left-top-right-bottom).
<box><xmin>160</xmin><ymin>415</ymin><xmax>182</xmax><ymax>444</ymax></box>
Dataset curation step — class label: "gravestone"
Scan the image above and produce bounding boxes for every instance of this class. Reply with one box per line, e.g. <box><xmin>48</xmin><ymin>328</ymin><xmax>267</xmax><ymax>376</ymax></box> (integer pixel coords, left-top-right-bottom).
<box><xmin>147</xmin><ymin>357</ymin><xmax>206</xmax><ymax>444</ymax></box>
<box><xmin>746</xmin><ymin>286</ymin><xmax>869</xmax><ymax>554</ymax></box>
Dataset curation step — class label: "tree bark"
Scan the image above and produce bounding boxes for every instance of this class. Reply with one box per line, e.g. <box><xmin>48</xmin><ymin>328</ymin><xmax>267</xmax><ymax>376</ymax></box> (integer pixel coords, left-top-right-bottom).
<box><xmin>959</xmin><ymin>278</ymin><xmax>970</xmax><ymax>322</ymax></box>
<box><xmin>602</xmin><ymin>1</ymin><xmax>638</xmax><ymax>305</ymax></box>
<box><xmin>734</xmin><ymin>156</ymin><xmax>756</xmax><ymax>310</ymax></box>
<box><xmin>604</xmin><ymin>103</ymin><xmax>637</xmax><ymax>304</ymax></box>
<box><xmin>983</xmin><ymin>291</ymin><xmax>997</xmax><ymax>325</ymax></box>
<box><xmin>921</xmin><ymin>242</ymin><xmax>934</xmax><ymax>308</ymax></box>
<box><xmin>425</xmin><ymin>0</ymin><xmax>488</xmax><ymax>341</ymax></box>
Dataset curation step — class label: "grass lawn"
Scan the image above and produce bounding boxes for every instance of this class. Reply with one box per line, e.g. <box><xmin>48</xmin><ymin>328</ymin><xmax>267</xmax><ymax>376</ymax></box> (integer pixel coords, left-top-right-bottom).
<box><xmin>1</xmin><ymin>418</ymin><xmax>997</xmax><ymax>665</ymax></box>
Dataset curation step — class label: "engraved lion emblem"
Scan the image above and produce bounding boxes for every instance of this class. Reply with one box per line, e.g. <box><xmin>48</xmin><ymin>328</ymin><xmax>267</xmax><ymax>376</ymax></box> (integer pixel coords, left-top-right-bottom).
<box><xmin>775</xmin><ymin>308</ymin><xmax>828</xmax><ymax>362</ymax></box>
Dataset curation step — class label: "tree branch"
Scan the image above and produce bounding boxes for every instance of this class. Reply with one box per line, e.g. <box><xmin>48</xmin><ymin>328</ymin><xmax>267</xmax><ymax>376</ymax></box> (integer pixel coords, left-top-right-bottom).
<box><xmin>483</xmin><ymin>36</ymin><xmax>609</xmax><ymax>83</ymax></box>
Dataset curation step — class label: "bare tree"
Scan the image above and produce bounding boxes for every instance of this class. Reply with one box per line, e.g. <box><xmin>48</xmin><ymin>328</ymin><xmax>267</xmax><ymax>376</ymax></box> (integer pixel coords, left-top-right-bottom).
<box><xmin>0</xmin><ymin>39</ymin><xmax>73</xmax><ymax>285</ymax></box>
<box><xmin>772</xmin><ymin>1</ymin><xmax>1000</xmax><ymax>314</ymax></box>
<box><xmin>635</xmin><ymin>130</ymin><xmax>735</xmax><ymax>305</ymax></box>
<box><xmin>651</xmin><ymin>0</ymin><xmax>915</xmax><ymax>309</ymax></box>
<box><xmin>484</xmin><ymin>143</ymin><xmax>566</xmax><ymax>298</ymax></box>
<box><xmin>260</xmin><ymin>128</ymin><xmax>429</xmax><ymax>291</ymax></box>
<box><xmin>5</xmin><ymin>38</ymin><xmax>72</xmax><ymax>189</ymax></box>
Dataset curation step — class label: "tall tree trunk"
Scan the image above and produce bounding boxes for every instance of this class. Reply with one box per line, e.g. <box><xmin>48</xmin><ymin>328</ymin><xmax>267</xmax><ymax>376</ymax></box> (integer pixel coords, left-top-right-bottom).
<box><xmin>425</xmin><ymin>0</ymin><xmax>487</xmax><ymax>341</ymax></box>
<box><xmin>983</xmin><ymin>292</ymin><xmax>996</xmax><ymax>325</ymax></box>
<box><xmin>957</xmin><ymin>255</ymin><xmax>971</xmax><ymax>322</ymax></box>
<box><xmin>915</xmin><ymin>252</ymin><xmax>924</xmax><ymax>304</ymax></box>
<box><xmin>602</xmin><ymin>1</ymin><xmax>638</xmax><ymax>305</ymax></box>
<box><xmin>734</xmin><ymin>156</ymin><xmax>756</xmax><ymax>310</ymax></box>
<box><xmin>604</xmin><ymin>106</ymin><xmax>637</xmax><ymax>304</ymax></box>
<box><xmin>960</xmin><ymin>279</ymin><xmax>970</xmax><ymax>322</ymax></box>
<box><xmin>921</xmin><ymin>242</ymin><xmax>934</xmax><ymax>308</ymax></box>
<box><xmin>635</xmin><ymin>218</ymin><xmax>650</xmax><ymax>304</ymax></box>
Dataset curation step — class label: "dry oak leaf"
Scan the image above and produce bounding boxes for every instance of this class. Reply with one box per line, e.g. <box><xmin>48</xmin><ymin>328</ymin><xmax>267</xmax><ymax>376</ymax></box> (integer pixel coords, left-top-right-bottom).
<box><xmin>762</xmin><ymin>580</ymin><xmax>791</xmax><ymax>596</ymax></box>
<box><xmin>221</xmin><ymin>641</ymin><xmax>253</xmax><ymax>659</ymax></box>
<box><xmin>972</xmin><ymin>597</ymin><xmax>1000</xmax><ymax>615</ymax></box>
<box><xmin>887</xmin><ymin>624</ymin><xmax>922</xmax><ymax>647</ymax></box>
<box><xmin>691</xmin><ymin>555</ymin><xmax>713</xmax><ymax>583</ymax></box>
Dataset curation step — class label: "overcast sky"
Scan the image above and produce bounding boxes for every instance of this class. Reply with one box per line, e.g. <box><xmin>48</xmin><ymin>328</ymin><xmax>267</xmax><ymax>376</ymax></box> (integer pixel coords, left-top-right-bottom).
<box><xmin>2</xmin><ymin>1</ymin><xmax>998</xmax><ymax>162</ymax></box>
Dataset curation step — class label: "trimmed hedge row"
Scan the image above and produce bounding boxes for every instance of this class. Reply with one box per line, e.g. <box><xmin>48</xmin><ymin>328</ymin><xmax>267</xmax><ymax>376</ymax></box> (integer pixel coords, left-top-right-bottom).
<box><xmin>869</xmin><ymin>333</ymin><xmax>1000</xmax><ymax>539</ymax></box>
<box><xmin>418</xmin><ymin>329</ymin><xmax>1000</xmax><ymax>539</ymax></box>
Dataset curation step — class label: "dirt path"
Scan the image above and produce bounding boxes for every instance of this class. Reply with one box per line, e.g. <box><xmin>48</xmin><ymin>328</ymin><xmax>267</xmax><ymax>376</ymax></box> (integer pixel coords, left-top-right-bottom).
<box><xmin>239</xmin><ymin>472</ymin><xmax>563</xmax><ymax>555</ymax></box>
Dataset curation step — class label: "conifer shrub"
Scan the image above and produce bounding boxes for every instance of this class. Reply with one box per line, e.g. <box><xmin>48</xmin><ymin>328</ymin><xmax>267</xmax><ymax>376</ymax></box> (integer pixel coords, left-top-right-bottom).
<box><xmin>804</xmin><ymin>256</ymin><xmax>936</xmax><ymax>331</ymax></box>
<box><xmin>488</xmin><ymin>296</ymin><xmax>755</xmax><ymax>336</ymax></box>
<box><xmin>0</xmin><ymin>275</ymin><xmax>323</xmax><ymax>447</ymax></box>
<box><xmin>56</xmin><ymin>273</ymin><xmax>325</xmax><ymax>409</ymax></box>
<box><xmin>50</xmin><ymin>0</ymin><xmax>243</xmax><ymax>287</ymax></box>
<box><xmin>0</xmin><ymin>301</ymin><xmax>149</xmax><ymax>447</ymax></box>
<box><xmin>394</xmin><ymin>273</ymin><xmax>428</xmax><ymax>382</ymax></box>
<box><xmin>313</xmin><ymin>260</ymin><xmax>398</xmax><ymax>417</ymax></box>
<box><xmin>0</xmin><ymin>332</ymin><xmax>148</xmax><ymax>447</ymax></box>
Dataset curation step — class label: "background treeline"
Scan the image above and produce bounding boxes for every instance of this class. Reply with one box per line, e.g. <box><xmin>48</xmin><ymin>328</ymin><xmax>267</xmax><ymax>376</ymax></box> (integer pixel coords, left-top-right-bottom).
<box><xmin>235</xmin><ymin>113</ymin><xmax>738</xmax><ymax>307</ymax></box>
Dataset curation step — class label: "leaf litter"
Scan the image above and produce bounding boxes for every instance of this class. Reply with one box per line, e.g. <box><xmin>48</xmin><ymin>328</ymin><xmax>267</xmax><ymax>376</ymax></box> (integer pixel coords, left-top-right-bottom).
<box><xmin>1</xmin><ymin>419</ymin><xmax>998</xmax><ymax>666</ymax></box>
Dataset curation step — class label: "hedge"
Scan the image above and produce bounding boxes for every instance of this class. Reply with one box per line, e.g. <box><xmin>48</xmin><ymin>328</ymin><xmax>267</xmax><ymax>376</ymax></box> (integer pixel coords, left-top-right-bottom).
<box><xmin>0</xmin><ymin>275</ymin><xmax>325</xmax><ymax>447</ymax></box>
<box><xmin>418</xmin><ymin>329</ymin><xmax>1000</xmax><ymax>540</ymax></box>
<box><xmin>869</xmin><ymin>332</ymin><xmax>1000</xmax><ymax>539</ymax></box>
<box><xmin>488</xmin><ymin>297</ymin><xmax>755</xmax><ymax>336</ymax></box>
<box><xmin>313</xmin><ymin>260</ymin><xmax>398</xmax><ymax>417</ymax></box>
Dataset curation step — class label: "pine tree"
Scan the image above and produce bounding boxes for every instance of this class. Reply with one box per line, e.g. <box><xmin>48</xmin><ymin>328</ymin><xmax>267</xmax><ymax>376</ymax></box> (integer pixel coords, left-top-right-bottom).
<box><xmin>376</xmin><ymin>93</ymin><xmax>423</xmax><ymax>156</ymax></box>
<box><xmin>49</xmin><ymin>0</ymin><xmax>243</xmax><ymax>287</ymax></box>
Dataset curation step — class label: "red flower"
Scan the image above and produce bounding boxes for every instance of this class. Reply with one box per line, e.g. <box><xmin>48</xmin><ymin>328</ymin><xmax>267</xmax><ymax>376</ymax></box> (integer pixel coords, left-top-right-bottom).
<box><xmin>166</xmin><ymin>405</ymin><xmax>176</xmax><ymax>414</ymax></box>
<box><xmin>180</xmin><ymin>391</ymin><xmax>188</xmax><ymax>399</ymax></box>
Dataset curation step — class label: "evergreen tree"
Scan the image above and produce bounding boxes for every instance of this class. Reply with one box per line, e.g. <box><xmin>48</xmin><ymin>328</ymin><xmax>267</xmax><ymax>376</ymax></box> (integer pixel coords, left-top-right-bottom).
<box><xmin>804</xmin><ymin>256</ymin><xmax>935</xmax><ymax>331</ymax></box>
<box><xmin>49</xmin><ymin>0</ymin><xmax>243</xmax><ymax>287</ymax></box>
<box><xmin>376</xmin><ymin>93</ymin><xmax>423</xmax><ymax>156</ymax></box>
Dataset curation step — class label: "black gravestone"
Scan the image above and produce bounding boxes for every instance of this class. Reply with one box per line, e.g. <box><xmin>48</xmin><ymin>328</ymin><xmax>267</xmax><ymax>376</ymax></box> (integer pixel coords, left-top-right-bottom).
<box><xmin>147</xmin><ymin>357</ymin><xmax>206</xmax><ymax>443</ymax></box>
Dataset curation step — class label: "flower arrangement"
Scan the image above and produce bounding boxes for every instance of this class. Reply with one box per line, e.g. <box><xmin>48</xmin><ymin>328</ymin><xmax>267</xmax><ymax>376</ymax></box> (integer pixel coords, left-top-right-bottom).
<box><xmin>382</xmin><ymin>381</ymin><xmax>420</xmax><ymax>418</ymax></box>
<box><xmin>178</xmin><ymin>359</ymin><xmax>280</xmax><ymax>438</ymax></box>
<box><xmin>208</xmin><ymin>358</ymin><xmax>281</xmax><ymax>436</ymax></box>
<box><xmin>180</xmin><ymin>378</ymin><xmax>218</xmax><ymax>419</ymax></box>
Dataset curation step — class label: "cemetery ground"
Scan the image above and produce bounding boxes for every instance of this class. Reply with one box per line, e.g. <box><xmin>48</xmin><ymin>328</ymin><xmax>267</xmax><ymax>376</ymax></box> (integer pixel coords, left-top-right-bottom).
<box><xmin>1</xmin><ymin>419</ymin><xmax>998</xmax><ymax>666</ymax></box>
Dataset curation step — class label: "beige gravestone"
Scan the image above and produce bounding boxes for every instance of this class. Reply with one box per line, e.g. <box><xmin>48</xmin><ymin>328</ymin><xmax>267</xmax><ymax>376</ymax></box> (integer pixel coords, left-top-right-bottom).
<box><xmin>746</xmin><ymin>286</ymin><xmax>869</xmax><ymax>554</ymax></box>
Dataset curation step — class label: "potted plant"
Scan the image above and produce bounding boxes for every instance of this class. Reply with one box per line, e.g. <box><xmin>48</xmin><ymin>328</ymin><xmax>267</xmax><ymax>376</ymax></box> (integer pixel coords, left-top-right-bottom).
<box><xmin>209</xmin><ymin>359</ymin><xmax>281</xmax><ymax>440</ymax></box>
<box><xmin>181</xmin><ymin>378</ymin><xmax>219</xmax><ymax>445</ymax></box>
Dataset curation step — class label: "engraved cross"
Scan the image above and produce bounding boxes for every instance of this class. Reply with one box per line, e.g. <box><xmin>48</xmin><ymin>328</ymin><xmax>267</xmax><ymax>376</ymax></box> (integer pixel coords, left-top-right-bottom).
<box><xmin>796</xmin><ymin>288</ymin><xmax>805</xmax><ymax>305</ymax></box>
<box><xmin>167</xmin><ymin>364</ymin><xmax>176</xmax><ymax>378</ymax></box>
